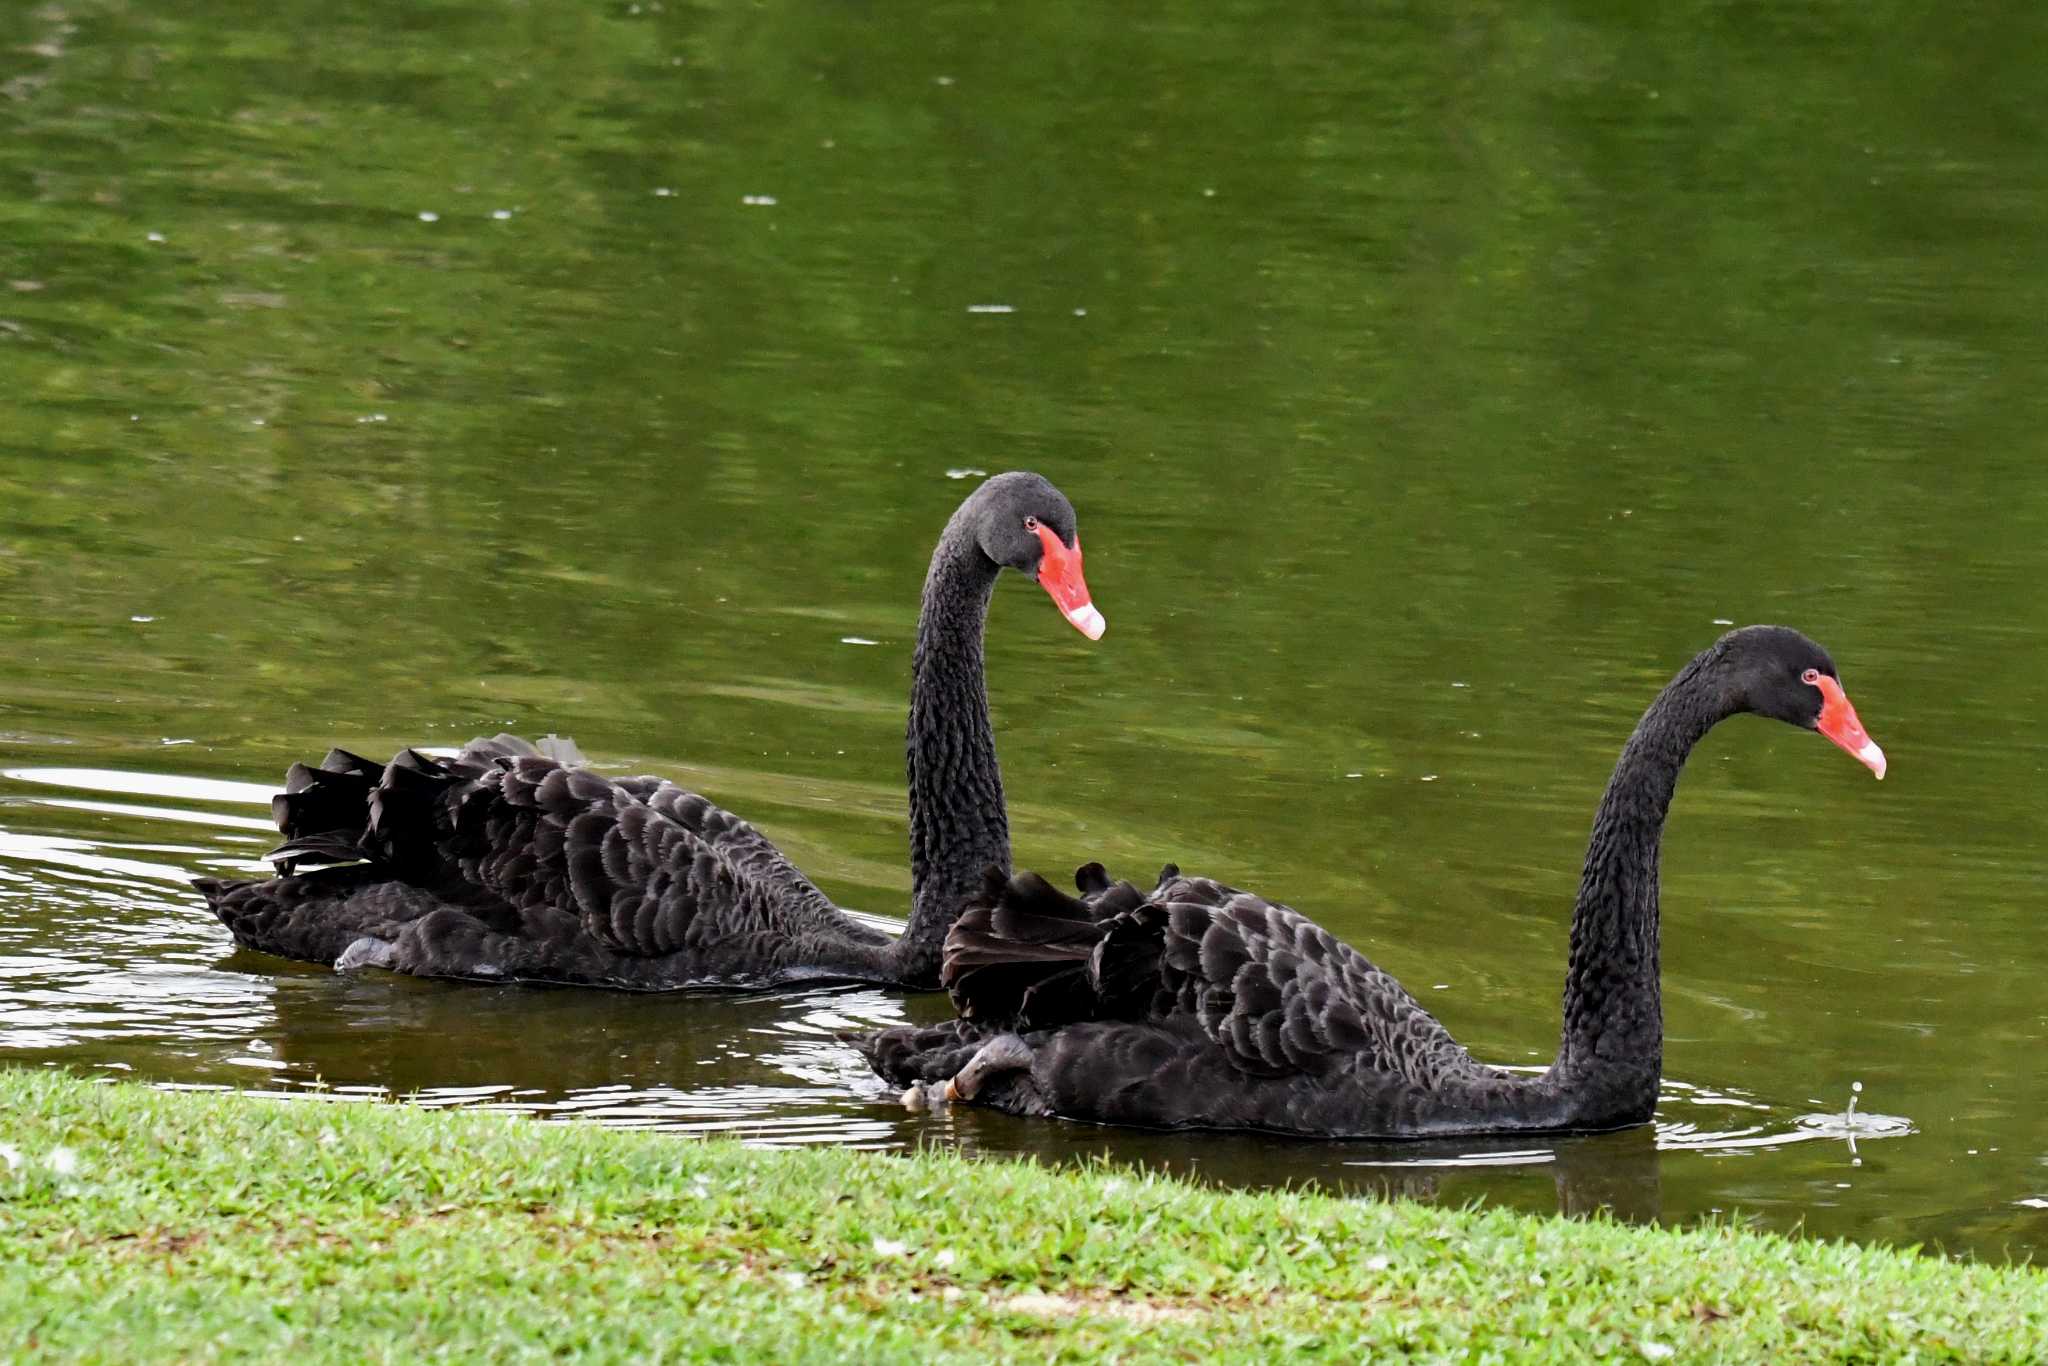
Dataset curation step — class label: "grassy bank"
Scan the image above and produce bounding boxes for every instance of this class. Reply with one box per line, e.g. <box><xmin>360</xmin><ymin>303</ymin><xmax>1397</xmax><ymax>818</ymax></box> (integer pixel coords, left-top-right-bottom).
<box><xmin>1</xmin><ymin>1070</ymin><xmax>2042</xmax><ymax>1362</ymax></box>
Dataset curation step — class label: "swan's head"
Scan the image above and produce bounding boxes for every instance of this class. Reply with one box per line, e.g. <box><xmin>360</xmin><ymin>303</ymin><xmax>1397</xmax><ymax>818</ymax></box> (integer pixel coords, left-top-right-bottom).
<box><xmin>971</xmin><ymin>472</ymin><xmax>1104</xmax><ymax>640</ymax></box>
<box><xmin>1716</xmin><ymin>625</ymin><xmax>1886</xmax><ymax>779</ymax></box>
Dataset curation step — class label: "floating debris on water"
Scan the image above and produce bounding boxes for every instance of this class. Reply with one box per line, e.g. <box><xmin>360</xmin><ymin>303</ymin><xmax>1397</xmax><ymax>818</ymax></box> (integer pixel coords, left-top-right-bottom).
<box><xmin>839</xmin><ymin>637</ymin><xmax>880</xmax><ymax>647</ymax></box>
<box><xmin>741</xmin><ymin>194</ymin><xmax>777</xmax><ymax>206</ymax></box>
<box><xmin>966</xmin><ymin>304</ymin><xmax>1014</xmax><ymax>314</ymax></box>
<box><xmin>417</xmin><ymin>211</ymin><xmax>439</xmax><ymax>222</ymax></box>
<box><xmin>944</xmin><ymin>467</ymin><xmax>988</xmax><ymax>480</ymax></box>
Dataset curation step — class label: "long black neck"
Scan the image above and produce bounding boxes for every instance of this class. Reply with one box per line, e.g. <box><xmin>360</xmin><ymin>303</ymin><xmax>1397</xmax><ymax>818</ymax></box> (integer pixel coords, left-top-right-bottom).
<box><xmin>891</xmin><ymin>512</ymin><xmax>1007</xmax><ymax>985</ymax></box>
<box><xmin>1548</xmin><ymin>654</ymin><xmax>1726</xmax><ymax>1126</ymax></box>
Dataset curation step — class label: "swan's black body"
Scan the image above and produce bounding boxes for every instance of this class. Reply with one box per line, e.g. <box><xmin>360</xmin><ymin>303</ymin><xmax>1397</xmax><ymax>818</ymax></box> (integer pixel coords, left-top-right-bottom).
<box><xmin>197</xmin><ymin>472</ymin><xmax>1098</xmax><ymax>991</ymax></box>
<box><xmin>855</xmin><ymin>626</ymin><xmax>1884</xmax><ymax>1137</ymax></box>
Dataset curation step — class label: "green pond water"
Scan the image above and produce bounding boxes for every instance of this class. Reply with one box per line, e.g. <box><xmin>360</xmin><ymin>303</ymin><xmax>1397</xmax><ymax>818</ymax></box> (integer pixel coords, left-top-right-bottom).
<box><xmin>4</xmin><ymin>0</ymin><xmax>2047</xmax><ymax>1260</ymax></box>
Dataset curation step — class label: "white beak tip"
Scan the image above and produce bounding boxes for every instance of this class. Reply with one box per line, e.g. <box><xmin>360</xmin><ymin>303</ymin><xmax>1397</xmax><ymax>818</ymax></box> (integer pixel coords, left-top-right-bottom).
<box><xmin>1857</xmin><ymin>740</ymin><xmax>1887</xmax><ymax>781</ymax></box>
<box><xmin>1065</xmin><ymin>603</ymin><xmax>1106</xmax><ymax>641</ymax></box>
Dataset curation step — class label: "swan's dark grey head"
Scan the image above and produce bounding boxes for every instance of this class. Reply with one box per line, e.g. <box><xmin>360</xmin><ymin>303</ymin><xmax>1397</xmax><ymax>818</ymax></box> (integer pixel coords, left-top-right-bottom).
<box><xmin>966</xmin><ymin>472</ymin><xmax>1104</xmax><ymax>640</ymax></box>
<box><xmin>1713</xmin><ymin>625</ymin><xmax>1885</xmax><ymax>778</ymax></box>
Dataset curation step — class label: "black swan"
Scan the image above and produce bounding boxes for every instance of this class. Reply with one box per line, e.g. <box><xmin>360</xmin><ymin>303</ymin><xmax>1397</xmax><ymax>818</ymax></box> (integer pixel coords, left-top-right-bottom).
<box><xmin>195</xmin><ymin>471</ymin><xmax>1104</xmax><ymax>991</ymax></box>
<box><xmin>855</xmin><ymin>625</ymin><xmax>1886</xmax><ymax>1137</ymax></box>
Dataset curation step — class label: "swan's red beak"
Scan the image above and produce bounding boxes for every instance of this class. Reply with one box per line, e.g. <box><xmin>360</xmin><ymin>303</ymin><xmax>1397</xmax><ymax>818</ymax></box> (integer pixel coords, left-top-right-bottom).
<box><xmin>1814</xmin><ymin>675</ymin><xmax>1886</xmax><ymax>780</ymax></box>
<box><xmin>1032</xmin><ymin>524</ymin><xmax>1105</xmax><ymax>640</ymax></box>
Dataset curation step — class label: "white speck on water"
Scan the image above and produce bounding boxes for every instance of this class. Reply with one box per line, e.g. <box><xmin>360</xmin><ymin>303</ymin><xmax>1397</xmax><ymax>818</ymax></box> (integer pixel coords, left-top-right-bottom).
<box><xmin>966</xmin><ymin>303</ymin><xmax>1014</xmax><ymax>314</ymax></box>
<box><xmin>291</xmin><ymin>535</ymin><xmax>304</xmax><ymax>543</ymax></box>
<box><xmin>129</xmin><ymin>415</ymin><xmax>139</xmax><ymax>421</ymax></box>
<box><xmin>46</xmin><ymin>1147</ymin><xmax>77</xmax><ymax>1176</ymax></box>
<box><xmin>145</xmin><ymin>231</ymin><xmax>165</xmax><ymax>243</ymax></box>
<box><xmin>944</xmin><ymin>467</ymin><xmax>988</xmax><ymax>480</ymax></box>
<box><xmin>2020</xmin><ymin>1197</ymin><xmax>2048</xmax><ymax>1209</ymax></box>
<box><xmin>1451</xmin><ymin>681</ymin><xmax>1469</xmax><ymax>688</ymax></box>
<box><xmin>491</xmin><ymin>209</ymin><xmax>513</xmax><ymax>220</ymax></box>
<box><xmin>130</xmin><ymin>615</ymin><xmax>154</xmax><ymax>624</ymax></box>
<box><xmin>1419</xmin><ymin>773</ymin><xmax>1439</xmax><ymax>783</ymax></box>
<box><xmin>933</xmin><ymin>74</ymin><xmax>955</xmax><ymax>86</ymax></box>
<box><xmin>741</xmin><ymin>194</ymin><xmax>778</xmax><ymax>206</ymax></box>
<box><xmin>1202</xmin><ymin>187</ymin><xmax>1217</xmax><ymax>197</ymax></box>
<box><xmin>653</xmin><ymin>187</ymin><xmax>675</xmax><ymax>197</ymax></box>
<box><xmin>1712</xmin><ymin>617</ymin><xmax>1734</xmax><ymax>626</ymax></box>
<box><xmin>250</xmin><ymin>418</ymin><xmax>266</xmax><ymax>427</ymax></box>
<box><xmin>356</xmin><ymin>413</ymin><xmax>389</xmax><ymax>424</ymax></box>
<box><xmin>1344</xmin><ymin>772</ymin><xmax>1363</xmax><ymax>779</ymax></box>
<box><xmin>839</xmin><ymin>636</ymin><xmax>880</xmax><ymax>647</ymax></box>
<box><xmin>160</xmin><ymin>738</ymin><xmax>194</xmax><ymax>746</ymax></box>
<box><xmin>871</xmin><ymin>1237</ymin><xmax>908</xmax><ymax>1257</ymax></box>
<box><xmin>416</xmin><ymin>211</ymin><xmax>439</xmax><ymax>223</ymax></box>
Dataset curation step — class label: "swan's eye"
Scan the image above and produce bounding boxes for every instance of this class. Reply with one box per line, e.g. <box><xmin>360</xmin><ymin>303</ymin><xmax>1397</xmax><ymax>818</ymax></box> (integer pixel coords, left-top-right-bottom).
<box><xmin>1022</xmin><ymin>515</ymin><xmax>1039</xmax><ymax>532</ymax></box>
<box><xmin>1800</xmin><ymin>668</ymin><xmax>1821</xmax><ymax>686</ymax></box>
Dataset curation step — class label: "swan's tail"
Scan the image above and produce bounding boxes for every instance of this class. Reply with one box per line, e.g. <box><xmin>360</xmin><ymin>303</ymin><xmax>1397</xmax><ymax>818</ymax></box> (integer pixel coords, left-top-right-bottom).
<box><xmin>939</xmin><ymin>863</ymin><xmax>1158</xmax><ymax>1028</ymax></box>
<box><xmin>195</xmin><ymin>733</ymin><xmax>578</xmax><ymax>956</ymax></box>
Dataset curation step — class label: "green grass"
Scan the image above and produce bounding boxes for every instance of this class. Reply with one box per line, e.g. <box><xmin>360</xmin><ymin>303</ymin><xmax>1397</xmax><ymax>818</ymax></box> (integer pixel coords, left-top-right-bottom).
<box><xmin>1</xmin><ymin>1070</ymin><xmax>2043</xmax><ymax>1362</ymax></box>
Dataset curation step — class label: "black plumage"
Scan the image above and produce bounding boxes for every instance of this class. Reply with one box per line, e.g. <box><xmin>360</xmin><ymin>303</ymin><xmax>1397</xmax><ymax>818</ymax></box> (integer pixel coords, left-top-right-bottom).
<box><xmin>854</xmin><ymin>626</ymin><xmax>1887</xmax><ymax>1137</ymax></box>
<box><xmin>196</xmin><ymin>472</ymin><xmax>1103</xmax><ymax>990</ymax></box>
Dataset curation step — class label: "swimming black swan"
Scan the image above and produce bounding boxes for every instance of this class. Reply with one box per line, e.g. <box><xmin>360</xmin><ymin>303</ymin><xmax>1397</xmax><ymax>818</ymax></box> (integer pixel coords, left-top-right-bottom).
<box><xmin>195</xmin><ymin>471</ymin><xmax>1104</xmax><ymax>990</ymax></box>
<box><xmin>855</xmin><ymin>625</ymin><xmax>1886</xmax><ymax>1137</ymax></box>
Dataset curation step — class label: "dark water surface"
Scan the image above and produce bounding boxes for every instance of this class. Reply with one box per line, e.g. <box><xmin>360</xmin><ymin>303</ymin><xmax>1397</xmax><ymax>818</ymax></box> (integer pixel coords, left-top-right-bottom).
<box><xmin>4</xmin><ymin>0</ymin><xmax>2047</xmax><ymax>1260</ymax></box>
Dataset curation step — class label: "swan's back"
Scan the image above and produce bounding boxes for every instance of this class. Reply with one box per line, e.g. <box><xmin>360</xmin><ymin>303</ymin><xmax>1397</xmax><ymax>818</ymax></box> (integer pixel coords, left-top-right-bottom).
<box><xmin>858</xmin><ymin>865</ymin><xmax>1541</xmax><ymax>1136</ymax></box>
<box><xmin>198</xmin><ymin>735</ymin><xmax>892</xmax><ymax>988</ymax></box>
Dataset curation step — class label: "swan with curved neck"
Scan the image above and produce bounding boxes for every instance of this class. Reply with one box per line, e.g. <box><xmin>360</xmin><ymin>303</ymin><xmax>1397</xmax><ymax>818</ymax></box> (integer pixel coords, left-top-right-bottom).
<box><xmin>856</xmin><ymin>625</ymin><xmax>1884</xmax><ymax>1136</ymax></box>
<box><xmin>197</xmin><ymin>471</ymin><xmax>1102</xmax><ymax>991</ymax></box>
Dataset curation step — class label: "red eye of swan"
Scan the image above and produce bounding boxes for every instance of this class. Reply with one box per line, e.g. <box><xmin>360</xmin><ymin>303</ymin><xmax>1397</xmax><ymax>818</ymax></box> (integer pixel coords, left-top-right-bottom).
<box><xmin>1023</xmin><ymin>515</ymin><xmax>1039</xmax><ymax>531</ymax></box>
<box><xmin>1800</xmin><ymin>668</ymin><xmax>1820</xmax><ymax>685</ymax></box>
